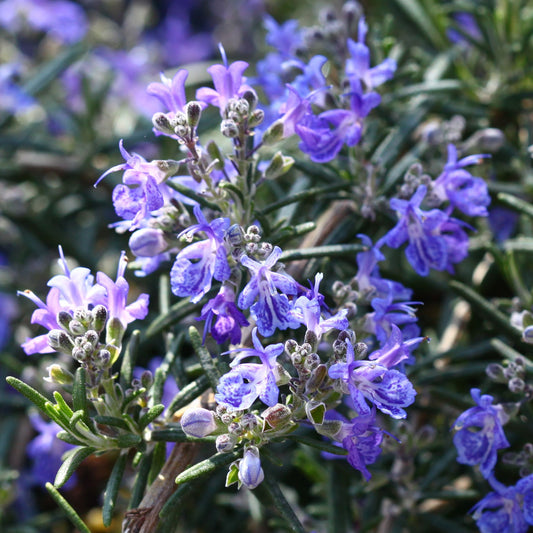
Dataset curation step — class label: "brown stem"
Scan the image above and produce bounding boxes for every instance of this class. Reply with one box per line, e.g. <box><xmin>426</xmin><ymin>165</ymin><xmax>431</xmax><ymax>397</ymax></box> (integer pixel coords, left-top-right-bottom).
<box><xmin>122</xmin><ymin>442</ymin><xmax>197</xmax><ymax>533</ymax></box>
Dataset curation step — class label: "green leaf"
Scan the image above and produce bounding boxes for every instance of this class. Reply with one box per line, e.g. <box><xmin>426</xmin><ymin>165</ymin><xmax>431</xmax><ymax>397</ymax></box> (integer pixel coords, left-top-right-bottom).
<box><xmin>120</xmin><ymin>330</ymin><xmax>141</xmax><ymax>388</ymax></box>
<box><xmin>145</xmin><ymin>299</ymin><xmax>204</xmax><ymax>338</ymax></box>
<box><xmin>279</xmin><ymin>243</ymin><xmax>365</xmax><ymax>262</ymax></box>
<box><xmin>175</xmin><ymin>451</ymin><xmax>240</xmax><ymax>485</ymax></box>
<box><xmin>55</xmin><ymin>446</ymin><xmax>96</xmax><ymax>488</ymax></box>
<box><xmin>6</xmin><ymin>376</ymin><xmax>50</xmax><ymax>412</ymax></box>
<box><xmin>148</xmin><ymin>441</ymin><xmax>167</xmax><ymax>485</ymax></box>
<box><xmin>53</xmin><ymin>391</ymin><xmax>74</xmax><ymax>418</ymax></box>
<box><xmin>449</xmin><ymin>280</ymin><xmax>523</xmax><ymax>341</ymax></box>
<box><xmin>284</xmin><ymin>434</ymin><xmax>348</xmax><ymax>456</ymax></box>
<box><xmin>150</xmin><ymin>425</ymin><xmax>216</xmax><ymax>443</ymax></box>
<box><xmin>94</xmin><ymin>415</ymin><xmax>131</xmax><ymax>432</ymax></box>
<box><xmin>72</xmin><ymin>367</ymin><xmax>87</xmax><ymax>414</ymax></box>
<box><xmin>46</xmin><ymin>482</ymin><xmax>91</xmax><ymax>533</ymax></box>
<box><xmin>103</xmin><ymin>451</ymin><xmax>128</xmax><ymax>527</ymax></box>
<box><xmin>189</xmin><ymin>325</ymin><xmax>221</xmax><ymax>391</ymax></box>
<box><xmin>167</xmin><ymin>375</ymin><xmax>210</xmax><ymax>416</ymax></box>
<box><xmin>138</xmin><ymin>404</ymin><xmax>165</xmax><ymax>430</ymax></box>
<box><xmin>116</xmin><ymin>433</ymin><xmax>143</xmax><ymax>449</ymax></box>
<box><xmin>166</xmin><ymin>179</ymin><xmax>221</xmax><ymax>211</ymax></box>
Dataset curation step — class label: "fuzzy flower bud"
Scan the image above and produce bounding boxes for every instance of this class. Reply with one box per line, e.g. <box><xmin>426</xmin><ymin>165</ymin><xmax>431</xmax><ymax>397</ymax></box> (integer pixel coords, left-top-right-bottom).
<box><xmin>216</xmin><ymin>433</ymin><xmax>237</xmax><ymax>453</ymax></box>
<box><xmin>44</xmin><ymin>364</ymin><xmax>74</xmax><ymax>385</ymax></box>
<box><xmin>262</xmin><ymin>404</ymin><xmax>292</xmax><ymax>429</ymax></box>
<box><xmin>238</xmin><ymin>447</ymin><xmax>264</xmax><ymax>489</ymax></box>
<box><xmin>181</xmin><ymin>407</ymin><xmax>218</xmax><ymax>438</ymax></box>
<box><xmin>129</xmin><ymin>228</ymin><xmax>167</xmax><ymax>257</ymax></box>
<box><xmin>92</xmin><ymin>305</ymin><xmax>108</xmax><ymax>332</ymax></box>
<box><xmin>152</xmin><ymin>112</ymin><xmax>175</xmax><ymax>136</ymax></box>
<box><xmin>47</xmin><ymin>329</ymin><xmax>74</xmax><ymax>354</ymax></box>
<box><xmin>221</xmin><ymin>119</ymin><xmax>239</xmax><ymax>138</ymax></box>
<box><xmin>186</xmin><ymin>101</ymin><xmax>202</xmax><ymax>128</ymax></box>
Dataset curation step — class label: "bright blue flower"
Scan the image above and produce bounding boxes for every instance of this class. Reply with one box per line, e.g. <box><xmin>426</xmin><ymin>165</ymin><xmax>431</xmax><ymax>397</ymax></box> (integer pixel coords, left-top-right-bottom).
<box><xmin>199</xmin><ymin>284</ymin><xmax>249</xmax><ymax>345</ymax></box>
<box><xmin>238</xmin><ymin>246</ymin><xmax>300</xmax><ymax>336</ymax></box>
<box><xmin>215</xmin><ymin>328</ymin><xmax>283</xmax><ymax>410</ymax></box>
<box><xmin>432</xmin><ymin>144</ymin><xmax>491</xmax><ymax>217</ymax></box>
<box><xmin>196</xmin><ymin>44</ymin><xmax>256</xmax><ymax>115</ymax></box>
<box><xmin>95</xmin><ymin>140</ymin><xmax>177</xmax><ymax>231</ymax></box>
<box><xmin>263</xmin><ymin>16</ymin><xmax>302</xmax><ymax>58</ymax></box>
<box><xmin>369</xmin><ymin>324</ymin><xmax>425</xmax><ymax>369</ymax></box>
<box><xmin>329</xmin><ymin>338</ymin><xmax>416</xmax><ymax>418</ymax></box>
<box><xmin>330</xmin><ymin>409</ymin><xmax>384</xmax><ymax>481</ymax></box>
<box><xmin>170</xmin><ymin>205</ymin><xmax>230</xmax><ymax>303</ymax></box>
<box><xmin>292</xmin><ymin>273</ymin><xmax>349</xmax><ymax>339</ymax></box>
<box><xmin>471</xmin><ymin>474</ymin><xmax>533</xmax><ymax>533</ymax></box>
<box><xmin>296</xmin><ymin>77</ymin><xmax>380</xmax><ymax>163</ymax></box>
<box><xmin>345</xmin><ymin>17</ymin><xmax>397</xmax><ymax>90</ymax></box>
<box><xmin>453</xmin><ymin>388</ymin><xmax>510</xmax><ymax>479</ymax></box>
<box><xmin>383</xmin><ymin>184</ymin><xmax>471</xmax><ymax>276</ymax></box>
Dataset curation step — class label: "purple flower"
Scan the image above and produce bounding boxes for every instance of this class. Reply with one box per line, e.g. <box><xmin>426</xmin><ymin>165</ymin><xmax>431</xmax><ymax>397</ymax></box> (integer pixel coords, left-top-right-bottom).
<box><xmin>447</xmin><ymin>12</ymin><xmax>482</xmax><ymax>45</ymax></box>
<box><xmin>292</xmin><ymin>273</ymin><xmax>348</xmax><ymax>338</ymax></box>
<box><xmin>199</xmin><ymin>284</ymin><xmax>249</xmax><ymax>345</ymax></box>
<box><xmin>0</xmin><ymin>63</ymin><xmax>34</xmax><ymax>114</ymax></box>
<box><xmin>238</xmin><ymin>246</ymin><xmax>300</xmax><ymax>336</ymax></box>
<box><xmin>214</xmin><ymin>328</ymin><xmax>283</xmax><ymax>410</ymax></box>
<box><xmin>471</xmin><ymin>474</ymin><xmax>533</xmax><ymax>533</ymax></box>
<box><xmin>296</xmin><ymin>78</ymin><xmax>380</xmax><ymax>162</ymax></box>
<box><xmin>170</xmin><ymin>205</ymin><xmax>230</xmax><ymax>303</ymax></box>
<box><xmin>196</xmin><ymin>44</ymin><xmax>256</xmax><ymax>115</ymax></box>
<box><xmin>95</xmin><ymin>140</ymin><xmax>175</xmax><ymax>231</ymax></box>
<box><xmin>432</xmin><ymin>144</ymin><xmax>491</xmax><ymax>217</ymax></box>
<box><xmin>329</xmin><ymin>338</ymin><xmax>416</xmax><ymax>418</ymax></box>
<box><xmin>238</xmin><ymin>446</ymin><xmax>264</xmax><ymax>489</ymax></box>
<box><xmin>453</xmin><ymin>388</ymin><xmax>510</xmax><ymax>479</ymax></box>
<box><xmin>263</xmin><ymin>16</ymin><xmax>302</xmax><ymax>58</ymax></box>
<box><xmin>0</xmin><ymin>0</ymin><xmax>87</xmax><ymax>44</ymax></box>
<box><xmin>383</xmin><ymin>185</ymin><xmax>453</xmax><ymax>276</ymax></box>
<box><xmin>147</xmin><ymin>69</ymin><xmax>189</xmax><ymax>119</ymax></box>
<box><xmin>345</xmin><ymin>17</ymin><xmax>397</xmax><ymax>90</ymax></box>
<box><xmin>330</xmin><ymin>409</ymin><xmax>384</xmax><ymax>481</ymax></box>
<box><xmin>18</xmin><ymin>247</ymin><xmax>105</xmax><ymax>354</ymax></box>
<box><xmin>369</xmin><ymin>324</ymin><xmax>424</xmax><ymax>369</ymax></box>
<box><xmin>95</xmin><ymin>251</ymin><xmax>149</xmax><ymax>331</ymax></box>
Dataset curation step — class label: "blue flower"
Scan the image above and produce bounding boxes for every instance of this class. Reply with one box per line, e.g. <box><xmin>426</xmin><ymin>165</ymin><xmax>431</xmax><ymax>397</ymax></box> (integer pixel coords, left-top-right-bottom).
<box><xmin>453</xmin><ymin>388</ymin><xmax>510</xmax><ymax>479</ymax></box>
<box><xmin>292</xmin><ymin>273</ymin><xmax>348</xmax><ymax>339</ymax></box>
<box><xmin>329</xmin><ymin>338</ymin><xmax>416</xmax><ymax>418</ymax></box>
<box><xmin>263</xmin><ymin>16</ymin><xmax>302</xmax><ymax>58</ymax></box>
<box><xmin>383</xmin><ymin>184</ymin><xmax>472</xmax><ymax>276</ymax></box>
<box><xmin>432</xmin><ymin>144</ymin><xmax>491</xmax><ymax>217</ymax></box>
<box><xmin>199</xmin><ymin>284</ymin><xmax>250</xmax><ymax>345</ymax></box>
<box><xmin>238</xmin><ymin>246</ymin><xmax>300</xmax><ymax>336</ymax></box>
<box><xmin>170</xmin><ymin>205</ymin><xmax>230</xmax><ymax>303</ymax></box>
<box><xmin>471</xmin><ymin>474</ymin><xmax>533</xmax><ymax>533</ymax></box>
<box><xmin>331</xmin><ymin>409</ymin><xmax>384</xmax><ymax>481</ymax></box>
<box><xmin>214</xmin><ymin>328</ymin><xmax>284</xmax><ymax>410</ymax></box>
<box><xmin>345</xmin><ymin>17</ymin><xmax>397</xmax><ymax>90</ymax></box>
<box><xmin>95</xmin><ymin>140</ymin><xmax>176</xmax><ymax>231</ymax></box>
<box><xmin>147</xmin><ymin>69</ymin><xmax>189</xmax><ymax>118</ymax></box>
<box><xmin>369</xmin><ymin>324</ymin><xmax>425</xmax><ymax>369</ymax></box>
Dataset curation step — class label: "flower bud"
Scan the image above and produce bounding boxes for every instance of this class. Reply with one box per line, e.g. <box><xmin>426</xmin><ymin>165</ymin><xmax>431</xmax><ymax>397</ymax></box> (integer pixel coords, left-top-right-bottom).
<box><xmin>221</xmin><ymin>119</ymin><xmax>239</xmax><ymax>138</ymax></box>
<box><xmin>238</xmin><ymin>447</ymin><xmax>264</xmax><ymax>489</ymax></box>
<box><xmin>262</xmin><ymin>120</ymin><xmax>284</xmax><ymax>145</ymax></box>
<box><xmin>486</xmin><ymin>363</ymin><xmax>506</xmax><ymax>383</ymax></box>
<box><xmin>180</xmin><ymin>407</ymin><xmax>217</xmax><ymax>438</ymax></box>
<box><xmin>45</xmin><ymin>364</ymin><xmax>74</xmax><ymax>385</ymax></box>
<box><xmin>69</xmin><ymin>320</ymin><xmax>86</xmax><ymax>336</ymax></box>
<box><xmin>57</xmin><ymin>311</ymin><xmax>72</xmax><ymax>331</ymax></box>
<box><xmin>92</xmin><ymin>305</ymin><xmax>108</xmax><ymax>332</ymax></box>
<box><xmin>48</xmin><ymin>329</ymin><xmax>74</xmax><ymax>354</ymax></box>
<box><xmin>129</xmin><ymin>228</ymin><xmax>167</xmax><ymax>257</ymax></box>
<box><xmin>216</xmin><ymin>433</ymin><xmax>237</xmax><ymax>453</ymax></box>
<box><xmin>241</xmin><ymin>90</ymin><xmax>258</xmax><ymax>112</ymax></box>
<box><xmin>186</xmin><ymin>101</ymin><xmax>202</xmax><ymax>128</ymax></box>
<box><xmin>152</xmin><ymin>112</ymin><xmax>175</xmax><ymax>136</ymax></box>
<box><xmin>262</xmin><ymin>404</ymin><xmax>292</xmax><ymax>429</ymax></box>
<box><xmin>248</xmin><ymin>109</ymin><xmax>264</xmax><ymax>128</ymax></box>
<box><xmin>263</xmin><ymin>152</ymin><xmax>294</xmax><ymax>180</ymax></box>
